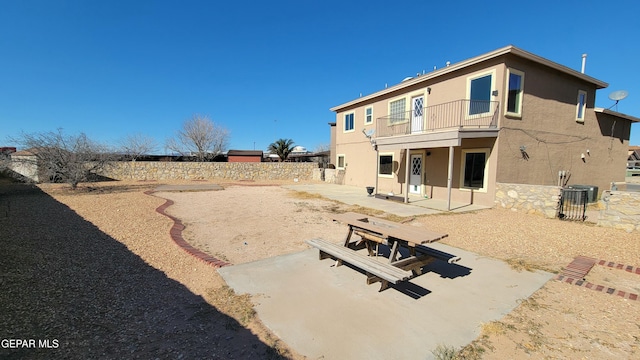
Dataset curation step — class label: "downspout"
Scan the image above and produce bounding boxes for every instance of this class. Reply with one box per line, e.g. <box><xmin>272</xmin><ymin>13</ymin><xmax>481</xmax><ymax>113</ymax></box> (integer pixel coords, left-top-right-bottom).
<box><xmin>447</xmin><ymin>146</ymin><xmax>454</xmax><ymax>211</ymax></box>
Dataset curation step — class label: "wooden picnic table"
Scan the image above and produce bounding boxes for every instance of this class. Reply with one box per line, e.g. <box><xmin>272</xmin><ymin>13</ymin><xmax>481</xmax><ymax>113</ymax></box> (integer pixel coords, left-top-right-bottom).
<box><xmin>307</xmin><ymin>212</ymin><xmax>459</xmax><ymax>291</ymax></box>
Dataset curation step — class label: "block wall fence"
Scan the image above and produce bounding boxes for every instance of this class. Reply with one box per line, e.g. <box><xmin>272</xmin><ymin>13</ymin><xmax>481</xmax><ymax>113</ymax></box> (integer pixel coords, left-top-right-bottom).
<box><xmin>103</xmin><ymin>161</ymin><xmax>318</xmax><ymax>181</ymax></box>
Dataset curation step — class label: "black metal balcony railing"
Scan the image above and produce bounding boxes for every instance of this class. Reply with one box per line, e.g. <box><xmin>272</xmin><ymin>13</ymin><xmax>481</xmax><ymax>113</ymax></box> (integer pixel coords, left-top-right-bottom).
<box><xmin>376</xmin><ymin>99</ymin><xmax>500</xmax><ymax>138</ymax></box>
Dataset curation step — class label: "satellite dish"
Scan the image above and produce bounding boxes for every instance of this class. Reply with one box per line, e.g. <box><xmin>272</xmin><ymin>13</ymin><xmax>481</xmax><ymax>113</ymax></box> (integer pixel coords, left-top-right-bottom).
<box><xmin>365</xmin><ymin>129</ymin><xmax>376</xmax><ymax>138</ymax></box>
<box><xmin>608</xmin><ymin>90</ymin><xmax>629</xmax><ymax>101</ymax></box>
<box><xmin>608</xmin><ymin>90</ymin><xmax>629</xmax><ymax>111</ymax></box>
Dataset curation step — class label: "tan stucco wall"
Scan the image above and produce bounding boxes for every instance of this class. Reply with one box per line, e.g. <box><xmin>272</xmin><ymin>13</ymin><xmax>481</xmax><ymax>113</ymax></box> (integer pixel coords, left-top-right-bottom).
<box><xmin>332</xmin><ymin>52</ymin><xmax>632</xmax><ymax>206</ymax></box>
<box><xmin>495</xmin><ymin>57</ymin><xmax>631</xmax><ymax>198</ymax></box>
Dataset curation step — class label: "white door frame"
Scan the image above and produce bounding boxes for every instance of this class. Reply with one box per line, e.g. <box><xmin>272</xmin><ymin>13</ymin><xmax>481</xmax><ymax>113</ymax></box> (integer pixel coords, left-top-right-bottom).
<box><xmin>409</xmin><ymin>153</ymin><xmax>422</xmax><ymax>194</ymax></box>
<box><xmin>411</xmin><ymin>95</ymin><xmax>424</xmax><ymax>133</ymax></box>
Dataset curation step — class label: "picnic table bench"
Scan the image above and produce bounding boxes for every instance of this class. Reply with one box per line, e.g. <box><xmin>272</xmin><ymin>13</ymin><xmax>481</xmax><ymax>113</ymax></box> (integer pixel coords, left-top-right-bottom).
<box><xmin>307</xmin><ymin>212</ymin><xmax>460</xmax><ymax>291</ymax></box>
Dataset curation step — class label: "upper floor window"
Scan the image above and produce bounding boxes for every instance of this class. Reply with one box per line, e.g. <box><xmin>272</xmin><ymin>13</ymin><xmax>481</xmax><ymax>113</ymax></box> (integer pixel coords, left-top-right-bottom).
<box><xmin>576</xmin><ymin>90</ymin><xmax>587</xmax><ymax>122</ymax></box>
<box><xmin>505</xmin><ymin>68</ymin><xmax>524</xmax><ymax>117</ymax></box>
<box><xmin>344</xmin><ymin>112</ymin><xmax>354</xmax><ymax>132</ymax></box>
<box><xmin>389</xmin><ymin>98</ymin><xmax>406</xmax><ymax>123</ymax></box>
<box><xmin>468</xmin><ymin>73</ymin><xmax>493</xmax><ymax>115</ymax></box>
<box><xmin>365</xmin><ymin>107</ymin><xmax>373</xmax><ymax>124</ymax></box>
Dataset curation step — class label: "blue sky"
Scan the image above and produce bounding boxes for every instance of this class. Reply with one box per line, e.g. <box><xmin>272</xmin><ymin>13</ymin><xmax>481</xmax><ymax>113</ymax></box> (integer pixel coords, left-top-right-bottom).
<box><xmin>1</xmin><ymin>0</ymin><xmax>639</xmax><ymax>153</ymax></box>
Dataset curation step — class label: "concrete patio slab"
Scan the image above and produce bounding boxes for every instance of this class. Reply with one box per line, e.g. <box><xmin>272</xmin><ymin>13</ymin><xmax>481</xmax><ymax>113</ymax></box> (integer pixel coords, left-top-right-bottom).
<box><xmin>219</xmin><ymin>242</ymin><xmax>553</xmax><ymax>360</ymax></box>
<box><xmin>283</xmin><ymin>183</ymin><xmax>490</xmax><ymax>217</ymax></box>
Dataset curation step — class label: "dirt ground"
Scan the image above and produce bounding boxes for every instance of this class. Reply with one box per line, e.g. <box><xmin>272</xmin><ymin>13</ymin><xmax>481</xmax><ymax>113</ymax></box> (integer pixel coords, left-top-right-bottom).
<box><xmin>25</xmin><ymin>180</ymin><xmax>640</xmax><ymax>358</ymax></box>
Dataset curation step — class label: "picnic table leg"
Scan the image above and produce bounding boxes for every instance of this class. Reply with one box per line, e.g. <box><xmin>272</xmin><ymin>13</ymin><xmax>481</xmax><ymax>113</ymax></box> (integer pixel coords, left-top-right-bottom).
<box><xmin>342</xmin><ymin>225</ymin><xmax>354</xmax><ymax>247</ymax></box>
<box><xmin>335</xmin><ymin>226</ymin><xmax>355</xmax><ymax>267</ymax></box>
<box><xmin>388</xmin><ymin>241</ymin><xmax>399</xmax><ymax>263</ymax></box>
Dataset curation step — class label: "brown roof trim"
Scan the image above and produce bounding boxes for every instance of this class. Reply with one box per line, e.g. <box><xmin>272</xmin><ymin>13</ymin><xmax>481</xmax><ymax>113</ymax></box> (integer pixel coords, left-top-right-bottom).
<box><xmin>594</xmin><ymin>108</ymin><xmax>640</xmax><ymax>123</ymax></box>
<box><xmin>227</xmin><ymin>150</ymin><xmax>264</xmax><ymax>156</ymax></box>
<box><xmin>331</xmin><ymin>45</ymin><xmax>609</xmax><ymax>112</ymax></box>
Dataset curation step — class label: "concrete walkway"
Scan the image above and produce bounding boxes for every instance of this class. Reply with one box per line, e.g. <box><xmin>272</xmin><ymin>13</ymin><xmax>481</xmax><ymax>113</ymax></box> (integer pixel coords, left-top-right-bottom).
<box><xmin>284</xmin><ymin>183</ymin><xmax>490</xmax><ymax>217</ymax></box>
<box><xmin>219</xmin><ymin>243</ymin><xmax>553</xmax><ymax>360</ymax></box>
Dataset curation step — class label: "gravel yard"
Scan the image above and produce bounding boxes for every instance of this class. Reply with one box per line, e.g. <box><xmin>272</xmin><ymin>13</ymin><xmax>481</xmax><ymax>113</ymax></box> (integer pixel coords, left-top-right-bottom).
<box><xmin>2</xmin><ymin>179</ymin><xmax>639</xmax><ymax>359</ymax></box>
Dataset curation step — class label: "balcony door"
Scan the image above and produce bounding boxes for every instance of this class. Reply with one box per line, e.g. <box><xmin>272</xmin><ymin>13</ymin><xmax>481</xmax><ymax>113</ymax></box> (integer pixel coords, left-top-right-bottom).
<box><xmin>409</xmin><ymin>154</ymin><xmax>422</xmax><ymax>194</ymax></box>
<box><xmin>411</xmin><ymin>95</ymin><xmax>424</xmax><ymax>133</ymax></box>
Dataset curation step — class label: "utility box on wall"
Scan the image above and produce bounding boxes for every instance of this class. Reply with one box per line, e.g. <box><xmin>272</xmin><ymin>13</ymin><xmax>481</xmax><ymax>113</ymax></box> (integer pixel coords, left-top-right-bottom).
<box><xmin>567</xmin><ymin>185</ymin><xmax>599</xmax><ymax>203</ymax></box>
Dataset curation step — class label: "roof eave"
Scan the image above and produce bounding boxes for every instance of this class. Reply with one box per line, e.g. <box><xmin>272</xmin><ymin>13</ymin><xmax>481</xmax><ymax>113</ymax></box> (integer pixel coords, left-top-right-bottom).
<box><xmin>594</xmin><ymin>107</ymin><xmax>640</xmax><ymax>122</ymax></box>
<box><xmin>331</xmin><ymin>45</ymin><xmax>609</xmax><ymax>113</ymax></box>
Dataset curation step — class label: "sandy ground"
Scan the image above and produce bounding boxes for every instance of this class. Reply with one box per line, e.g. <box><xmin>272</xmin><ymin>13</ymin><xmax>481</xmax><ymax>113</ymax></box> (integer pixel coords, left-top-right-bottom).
<box><xmin>4</xmin><ymin>179</ymin><xmax>639</xmax><ymax>359</ymax></box>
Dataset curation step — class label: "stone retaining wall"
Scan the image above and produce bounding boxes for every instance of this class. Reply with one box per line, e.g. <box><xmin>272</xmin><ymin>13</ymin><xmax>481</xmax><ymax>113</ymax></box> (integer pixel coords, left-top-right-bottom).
<box><xmin>598</xmin><ymin>191</ymin><xmax>640</xmax><ymax>232</ymax></box>
<box><xmin>494</xmin><ymin>183</ymin><xmax>561</xmax><ymax>218</ymax></box>
<box><xmin>311</xmin><ymin>168</ymin><xmax>342</xmax><ymax>184</ymax></box>
<box><xmin>103</xmin><ymin>161</ymin><xmax>317</xmax><ymax>181</ymax></box>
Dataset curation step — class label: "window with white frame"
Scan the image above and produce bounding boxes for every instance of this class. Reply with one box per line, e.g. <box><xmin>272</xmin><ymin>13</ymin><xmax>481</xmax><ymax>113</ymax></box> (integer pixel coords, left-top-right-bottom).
<box><xmin>378</xmin><ymin>153</ymin><xmax>393</xmax><ymax>176</ymax></box>
<box><xmin>460</xmin><ymin>149</ymin><xmax>489</xmax><ymax>191</ymax></box>
<box><xmin>337</xmin><ymin>154</ymin><xmax>345</xmax><ymax>169</ymax></box>
<box><xmin>365</xmin><ymin>106</ymin><xmax>373</xmax><ymax>124</ymax></box>
<box><xmin>344</xmin><ymin>112</ymin><xmax>354</xmax><ymax>132</ymax></box>
<box><xmin>505</xmin><ymin>68</ymin><xmax>524</xmax><ymax>116</ymax></box>
<box><xmin>467</xmin><ymin>71</ymin><xmax>495</xmax><ymax>116</ymax></box>
<box><xmin>389</xmin><ymin>98</ymin><xmax>406</xmax><ymax>123</ymax></box>
<box><xmin>576</xmin><ymin>90</ymin><xmax>587</xmax><ymax>122</ymax></box>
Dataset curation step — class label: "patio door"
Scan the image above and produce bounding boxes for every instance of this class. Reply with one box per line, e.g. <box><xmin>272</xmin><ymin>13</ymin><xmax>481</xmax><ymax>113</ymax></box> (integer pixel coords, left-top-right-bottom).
<box><xmin>411</xmin><ymin>96</ymin><xmax>424</xmax><ymax>133</ymax></box>
<box><xmin>409</xmin><ymin>154</ymin><xmax>422</xmax><ymax>194</ymax></box>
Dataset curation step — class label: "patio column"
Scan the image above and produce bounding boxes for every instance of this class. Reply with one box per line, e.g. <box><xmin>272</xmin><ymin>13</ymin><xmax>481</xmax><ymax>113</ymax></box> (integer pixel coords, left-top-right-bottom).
<box><xmin>375</xmin><ymin>147</ymin><xmax>379</xmax><ymax>197</ymax></box>
<box><xmin>447</xmin><ymin>146</ymin><xmax>454</xmax><ymax>211</ymax></box>
<box><xmin>404</xmin><ymin>148</ymin><xmax>410</xmax><ymax>204</ymax></box>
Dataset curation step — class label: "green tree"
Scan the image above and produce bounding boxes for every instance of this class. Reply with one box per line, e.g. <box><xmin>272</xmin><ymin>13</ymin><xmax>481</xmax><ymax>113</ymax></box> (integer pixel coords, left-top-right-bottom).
<box><xmin>267</xmin><ymin>138</ymin><xmax>295</xmax><ymax>162</ymax></box>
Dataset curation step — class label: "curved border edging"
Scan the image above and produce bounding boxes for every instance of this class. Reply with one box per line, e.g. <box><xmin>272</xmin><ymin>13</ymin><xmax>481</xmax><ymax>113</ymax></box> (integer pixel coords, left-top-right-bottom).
<box><xmin>144</xmin><ymin>190</ymin><xmax>232</xmax><ymax>268</ymax></box>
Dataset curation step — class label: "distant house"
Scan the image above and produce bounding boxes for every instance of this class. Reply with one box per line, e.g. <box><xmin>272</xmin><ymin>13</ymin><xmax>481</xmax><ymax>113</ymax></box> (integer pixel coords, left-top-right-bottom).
<box><xmin>330</xmin><ymin>45</ymin><xmax>639</xmax><ymax>208</ymax></box>
<box><xmin>227</xmin><ymin>150</ymin><xmax>263</xmax><ymax>163</ymax></box>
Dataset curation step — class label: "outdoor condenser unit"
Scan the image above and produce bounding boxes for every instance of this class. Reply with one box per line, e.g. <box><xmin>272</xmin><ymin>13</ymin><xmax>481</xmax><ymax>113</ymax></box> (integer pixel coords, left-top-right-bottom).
<box><xmin>567</xmin><ymin>185</ymin><xmax>599</xmax><ymax>203</ymax></box>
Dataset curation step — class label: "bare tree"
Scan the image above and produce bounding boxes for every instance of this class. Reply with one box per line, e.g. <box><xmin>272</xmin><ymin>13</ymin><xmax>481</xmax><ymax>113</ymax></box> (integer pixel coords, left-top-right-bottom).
<box><xmin>166</xmin><ymin>115</ymin><xmax>229</xmax><ymax>161</ymax></box>
<box><xmin>314</xmin><ymin>143</ymin><xmax>330</xmax><ymax>153</ymax></box>
<box><xmin>10</xmin><ymin>129</ymin><xmax>114</xmax><ymax>189</ymax></box>
<box><xmin>119</xmin><ymin>133</ymin><xmax>158</xmax><ymax>161</ymax></box>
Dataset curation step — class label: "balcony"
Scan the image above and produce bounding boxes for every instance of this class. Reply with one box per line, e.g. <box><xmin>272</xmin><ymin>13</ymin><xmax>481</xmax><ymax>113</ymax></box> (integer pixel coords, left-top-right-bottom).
<box><xmin>373</xmin><ymin>99</ymin><xmax>500</xmax><ymax>150</ymax></box>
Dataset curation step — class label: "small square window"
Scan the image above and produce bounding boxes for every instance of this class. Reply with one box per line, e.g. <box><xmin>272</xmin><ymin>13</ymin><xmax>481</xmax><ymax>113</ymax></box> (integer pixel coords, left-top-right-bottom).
<box><xmin>365</xmin><ymin>107</ymin><xmax>373</xmax><ymax>124</ymax></box>
<box><xmin>344</xmin><ymin>113</ymin><xmax>354</xmax><ymax>132</ymax></box>
<box><xmin>378</xmin><ymin>154</ymin><xmax>393</xmax><ymax>176</ymax></box>
<box><xmin>337</xmin><ymin>155</ymin><xmax>345</xmax><ymax>169</ymax></box>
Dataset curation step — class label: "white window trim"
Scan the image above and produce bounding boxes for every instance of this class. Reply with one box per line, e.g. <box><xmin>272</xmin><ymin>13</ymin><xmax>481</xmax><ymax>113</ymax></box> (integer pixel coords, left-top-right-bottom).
<box><xmin>466</xmin><ymin>69</ymin><xmax>496</xmax><ymax>119</ymax></box>
<box><xmin>336</xmin><ymin>154</ymin><xmax>346</xmax><ymax>170</ymax></box>
<box><xmin>576</xmin><ymin>90</ymin><xmax>587</xmax><ymax>122</ymax></box>
<box><xmin>377</xmin><ymin>152</ymin><xmax>394</xmax><ymax>178</ymax></box>
<box><xmin>459</xmin><ymin>148</ymin><xmax>490</xmax><ymax>193</ymax></box>
<box><xmin>504</xmin><ymin>68</ymin><xmax>525</xmax><ymax>118</ymax></box>
<box><xmin>364</xmin><ymin>106</ymin><xmax>373</xmax><ymax>124</ymax></box>
<box><xmin>343</xmin><ymin>112</ymin><xmax>355</xmax><ymax>133</ymax></box>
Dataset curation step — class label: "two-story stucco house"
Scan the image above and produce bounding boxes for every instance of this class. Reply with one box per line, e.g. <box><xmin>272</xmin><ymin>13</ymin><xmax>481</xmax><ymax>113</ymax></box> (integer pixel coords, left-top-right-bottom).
<box><xmin>330</xmin><ymin>45</ymin><xmax>638</xmax><ymax>209</ymax></box>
